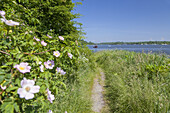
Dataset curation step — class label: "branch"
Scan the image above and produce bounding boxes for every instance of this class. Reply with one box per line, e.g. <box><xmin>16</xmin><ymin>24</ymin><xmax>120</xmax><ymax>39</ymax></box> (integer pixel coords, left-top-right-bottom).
<box><xmin>0</xmin><ymin>50</ymin><xmax>51</xmax><ymax>55</ymax></box>
<box><xmin>24</xmin><ymin>50</ymin><xmax>51</xmax><ymax>55</ymax></box>
<box><xmin>0</xmin><ymin>50</ymin><xmax>10</xmax><ymax>56</ymax></box>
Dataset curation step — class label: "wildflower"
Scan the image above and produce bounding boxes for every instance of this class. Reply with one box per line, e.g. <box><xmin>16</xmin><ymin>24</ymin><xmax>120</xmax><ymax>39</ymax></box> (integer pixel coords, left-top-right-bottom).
<box><xmin>44</xmin><ymin>60</ymin><xmax>54</xmax><ymax>69</ymax></box>
<box><xmin>30</xmin><ymin>31</ymin><xmax>33</xmax><ymax>33</ymax></box>
<box><xmin>67</xmin><ymin>53</ymin><xmax>73</xmax><ymax>59</ymax></box>
<box><xmin>0</xmin><ymin>85</ymin><xmax>6</xmax><ymax>90</ymax></box>
<box><xmin>53</xmin><ymin>51</ymin><xmax>60</xmax><ymax>57</ymax></box>
<box><xmin>41</xmin><ymin>40</ymin><xmax>47</xmax><ymax>46</ymax></box>
<box><xmin>34</xmin><ymin>36</ymin><xmax>40</xmax><ymax>41</ymax></box>
<box><xmin>59</xmin><ymin>36</ymin><xmax>64</xmax><ymax>41</ymax></box>
<box><xmin>9</xmin><ymin>30</ymin><xmax>12</xmax><ymax>33</ymax></box>
<box><xmin>56</xmin><ymin>67</ymin><xmax>61</xmax><ymax>72</ymax></box>
<box><xmin>75</xmin><ymin>40</ymin><xmax>78</xmax><ymax>45</ymax></box>
<box><xmin>56</xmin><ymin>67</ymin><xmax>66</xmax><ymax>75</ymax></box>
<box><xmin>33</xmin><ymin>42</ymin><xmax>36</xmax><ymax>45</ymax></box>
<box><xmin>25</xmin><ymin>31</ymin><xmax>28</xmax><ymax>34</ymax></box>
<box><xmin>38</xmin><ymin>61</ymin><xmax>42</xmax><ymax>65</ymax></box>
<box><xmin>40</xmin><ymin>65</ymin><xmax>44</xmax><ymax>72</ymax></box>
<box><xmin>17</xmin><ymin>78</ymin><xmax>40</xmax><ymax>100</ymax></box>
<box><xmin>14</xmin><ymin>62</ymin><xmax>31</xmax><ymax>74</ymax></box>
<box><xmin>65</xmin><ymin>111</ymin><xmax>67</xmax><ymax>113</ymax></box>
<box><xmin>48</xmin><ymin>110</ymin><xmax>53</xmax><ymax>113</ymax></box>
<box><xmin>46</xmin><ymin>88</ymin><xmax>55</xmax><ymax>103</ymax></box>
<box><xmin>0</xmin><ymin>11</ymin><xmax>5</xmax><ymax>17</ymax></box>
<box><xmin>47</xmin><ymin>34</ymin><xmax>52</xmax><ymax>38</ymax></box>
<box><xmin>1</xmin><ymin>18</ymin><xmax>19</xmax><ymax>26</ymax></box>
<box><xmin>60</xmin><ymin>70</ymin><xmax>66</xmax><ymax>75</ymax></box>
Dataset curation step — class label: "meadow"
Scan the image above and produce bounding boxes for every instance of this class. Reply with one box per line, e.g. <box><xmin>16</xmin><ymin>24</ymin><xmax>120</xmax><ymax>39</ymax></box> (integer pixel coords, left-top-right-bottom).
<box><xmin>47</xmin><ymin>50</ymin><xmax>170</xmax><ymax>113</ymax></box>
<box><xmin>95</xmin><ymin>50</ymin><xmax>170</xmax><ymax>113</ymax></box>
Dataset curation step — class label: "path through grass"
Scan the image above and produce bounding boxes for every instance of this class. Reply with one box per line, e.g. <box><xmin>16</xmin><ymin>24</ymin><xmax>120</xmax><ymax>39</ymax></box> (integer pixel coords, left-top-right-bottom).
<box><xmin>94</xmin><ymin>50</ymin><xmax>170</xmax><ymax>113</ymax></box>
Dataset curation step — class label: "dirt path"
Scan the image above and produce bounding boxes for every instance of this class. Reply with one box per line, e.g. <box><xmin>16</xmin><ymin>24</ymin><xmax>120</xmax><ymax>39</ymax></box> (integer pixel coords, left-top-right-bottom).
<box><xmin>91</xmin><ymin>72</ymin><xmax>105</xmax><ymax>113</ymax></box>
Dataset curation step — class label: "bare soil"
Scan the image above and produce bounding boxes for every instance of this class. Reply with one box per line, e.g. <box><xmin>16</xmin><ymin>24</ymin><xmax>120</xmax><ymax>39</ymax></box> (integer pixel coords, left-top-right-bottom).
<box><xmin>91</xmin><ymin>72</ymin><xmax>105</xmax><ymax>113</ymax></box>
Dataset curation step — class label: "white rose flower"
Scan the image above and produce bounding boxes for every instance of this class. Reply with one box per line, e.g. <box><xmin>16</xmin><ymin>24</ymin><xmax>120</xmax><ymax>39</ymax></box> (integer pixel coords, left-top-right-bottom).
<box><xmin>41</xmin><ymin>40</ymin><xmax>47</xmax><ymax>46</ymax></box>
<box><xmin>67</xmin><ymin>53</ymin><xmax>73</xmax><ymax>59</ymax></box>
<box><xmin>0</xmin><ymin>85</ymin><xmax>6</xmax><ymax>90</ymax></box>
<box><xmin>59</xmin><ymin>36</ymin><xmax>64</xmax><ymax>41</ymax></box>
<box><xmin>44</xmin><ymin>60</ymin><xmax>55</xmax><ymax>69</ymax></box>
<box><xmin>0</xmin><ymin>11</ymin><xmax>5</xmax><ymax>18</ymax></box>
<box><xmin>53</xmin><ymin>51</ymin><xmax>60</xmax><ymax>57</ymax></box>
<box><xmin>47</xmin><ymin>34</ymin><xmax>52</xmax><ymax>38</ymax></box>
<box><xmin>17</xmin><ymin>78</ymin><xmax>40</xmax><ymax>100</ymax></box>
<box><xmin>46</xmin><ymin>88</ymin><xmax>55</xmax><ymax>103</ymax></box>
<box><xmin>56</xmin><ymin>67</ymin><xmax>66</xmax><ymax>75</ymax></box>
<box><xmin>40</xmin><ymin>65</ymin><xmax>44</xmax><ymax>72</ymax></box>
<box><xmin>34</xmin><ymin>36</ymin><xmax>40</xmax><ymax>41</ymax></box>
<box><xmin>14</xmin><ymin>62</ymin><xmax>31</xmax><ymax>74</ymax></box>
<box><xmin>1</xmin><ymin>18</ymin><xmax>19</xmax><ymax>26</ymax></box>
<box><xmin>48</xmin><ymin>110</ymin><xmax>53</xmax><ymax>113</ymax></box>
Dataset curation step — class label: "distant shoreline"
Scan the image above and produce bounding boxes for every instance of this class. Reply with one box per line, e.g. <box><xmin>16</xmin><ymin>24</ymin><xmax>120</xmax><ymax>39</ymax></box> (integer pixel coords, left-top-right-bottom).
<box><xmin>84</xmin><ymin>41</ymin><xmax>170</xmax><ymax>45</ymax></box>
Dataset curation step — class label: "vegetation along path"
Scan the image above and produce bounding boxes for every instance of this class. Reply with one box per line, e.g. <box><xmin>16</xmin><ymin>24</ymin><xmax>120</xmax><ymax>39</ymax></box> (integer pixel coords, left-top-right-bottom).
<box><xmin>91</xmin><ymin>71</ymin><xmax>106</xmax><ymax>113</ymax></box>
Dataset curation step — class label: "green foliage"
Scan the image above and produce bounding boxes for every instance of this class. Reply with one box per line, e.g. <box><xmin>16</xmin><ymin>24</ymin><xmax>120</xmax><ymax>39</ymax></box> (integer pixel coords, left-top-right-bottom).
<box><xmin>0</xmin><ymin>0</ymin><xmax>85</xmax><ymax>112</ymax></box>
<box><xmin>53</xmin><ymin>58</ymin><xmax>96</xmax><ymax>113</ymax></box>
<box><xmin>95</xmin><ymin>50</ymin><xmax>170</xmax><ymax>113</ymax></box>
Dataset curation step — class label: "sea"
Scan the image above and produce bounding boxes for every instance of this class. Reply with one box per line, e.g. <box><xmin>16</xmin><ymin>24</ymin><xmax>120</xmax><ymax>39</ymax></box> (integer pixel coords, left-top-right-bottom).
<box><xmin>87</xmin><ymin>44</ymin><xmax>170</xmax><ymax>55</ymax></box>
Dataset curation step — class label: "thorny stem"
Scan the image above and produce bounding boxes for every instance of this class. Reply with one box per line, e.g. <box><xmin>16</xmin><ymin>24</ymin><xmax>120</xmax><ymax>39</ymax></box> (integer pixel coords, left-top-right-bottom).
<box><xmin>0</xmin><ymin>50</ymin><xmax>51</xmax><ymax>56</ymax></box>
<box><xmin>0</xmin><ymin>50</ymin><xmax>10</xmax><ymax>56</ymax></box>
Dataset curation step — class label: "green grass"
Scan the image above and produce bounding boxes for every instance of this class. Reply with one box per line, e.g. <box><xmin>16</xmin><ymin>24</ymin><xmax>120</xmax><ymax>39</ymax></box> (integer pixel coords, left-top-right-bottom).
<box><xmin>95</xmin><ymin>50</ymin><xmax>170</xmax><ymax>113</ymax></box>
<box><xmin>51</xmin><ymin>55</ymin><xmax>97</xmax><ymax>113</ymax></box>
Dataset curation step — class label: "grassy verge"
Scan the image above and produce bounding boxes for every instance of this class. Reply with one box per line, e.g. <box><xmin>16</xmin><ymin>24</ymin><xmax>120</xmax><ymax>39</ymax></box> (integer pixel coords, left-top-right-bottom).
<box><xmin>52</xmin><ymin>54</ymin><xmax>97</xmax><ymax>113</ymax></box>
<box><xmin>95</xmin><ymin>50</ymin><xmax>170</xmax><ymax>113</ymax></box>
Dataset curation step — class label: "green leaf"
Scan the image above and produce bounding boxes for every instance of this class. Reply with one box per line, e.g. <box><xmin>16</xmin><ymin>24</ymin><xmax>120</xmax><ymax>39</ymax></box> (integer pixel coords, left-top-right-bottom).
<box><xmin>6</xmin><ymin>86</ymin><xmax>18</xmax><ymax>92</ymax></box>
<box><xmin>16</xmin><ymin>54</ymin><xmax>24</xmax><ymax>59</ymax></box>
<box><xmin>0</xmin><ymin>69</ymin><xmax>6</xmax><ymax>75</ymax></box>
<box><xmin>15</xmin><ymin>78</ymin><xmax>20</xmax><ymax>86</ymax></box>
<box><xmin>5</xmin><ymin>62</ymin><xmax>14</xmax><ymax>66</ymax></box>
<box><xmin>5</xmin><ymin>104</ymin><xmax>14</xmax><ymax>113</ymax></box>
<box><xmin>0</xmin><ymin>75</ymin><xmax>5</xmax><ymax>83</ymax></box>
<box><xmin>13</xmin><ymin>103</ymin><xmax>20</xmax><ymax>112</ymax></box>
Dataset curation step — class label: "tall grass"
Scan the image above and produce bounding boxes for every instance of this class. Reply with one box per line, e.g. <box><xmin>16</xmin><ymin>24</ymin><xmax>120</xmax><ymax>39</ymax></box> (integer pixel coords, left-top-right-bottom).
<box><xmin>95</xmin><ymin>50</ymin><xmax>170</xmax><ymax>113</ymax></box>
<box><xmin>51</xmin><ymin>54</ymin><xmax>97</xmax><ymax>113</ymax></box>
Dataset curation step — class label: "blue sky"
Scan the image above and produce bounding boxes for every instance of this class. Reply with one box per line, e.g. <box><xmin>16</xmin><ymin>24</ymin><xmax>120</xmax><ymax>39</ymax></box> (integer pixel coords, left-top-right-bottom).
<box><xmin>74</xmin><ymin>0</ymin><xmax>170</xmax><ymax>42</ymax></box>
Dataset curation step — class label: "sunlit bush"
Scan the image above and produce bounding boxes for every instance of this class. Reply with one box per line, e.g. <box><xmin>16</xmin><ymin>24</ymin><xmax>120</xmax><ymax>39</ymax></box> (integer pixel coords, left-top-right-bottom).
<box><xmin>0</xmin><ymin>0</ymin><xmax>84</xmax><ymax>112</ymax></box>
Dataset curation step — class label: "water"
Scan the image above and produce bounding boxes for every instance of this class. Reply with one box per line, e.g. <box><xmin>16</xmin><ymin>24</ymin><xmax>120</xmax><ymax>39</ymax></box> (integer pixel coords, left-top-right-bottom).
<box><xmin>87</xmin><ymin>44</ymin><xmax>170</xmax><ymax>55</ymax></box>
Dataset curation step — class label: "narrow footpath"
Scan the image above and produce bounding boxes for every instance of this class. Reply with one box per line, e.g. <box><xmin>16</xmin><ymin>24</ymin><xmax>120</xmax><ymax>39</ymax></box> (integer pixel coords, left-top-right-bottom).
<box><xmin>91</xmin><ymin>71</ymin><xmax>105</xmax><ymax>113</ymax></box>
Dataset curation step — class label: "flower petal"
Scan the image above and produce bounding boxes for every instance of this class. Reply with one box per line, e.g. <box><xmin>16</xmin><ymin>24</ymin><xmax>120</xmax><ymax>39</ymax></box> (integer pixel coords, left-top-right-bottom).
<box><xmin>27</xmin><ymin>66</ymin><xmax>31</xmax><ymax>70</ymax></box>
<box><xmin>40</xmin><ymin>65</ymin><xmax>44</xmax><ymax>72</ymax></box>
<box><xmin>25</xmin><ymin>93</ymin><xmax>34</xmax><ymax>100</ymax></box>
<box><xmin>1</xmin><ymin>18</ymin><xmax>5</xmax><ymax>22</ymax></box>
<box><xmin>30</xmin><ymin>86</ymin><xmax>40</xmax><ymax>93</ymax></box>
<box><xmin>26</xmin><ymin>80</ymin><xmax>35</xmax><ymax>87</ymax></box>
<box><xmin>17</xmin><ymin>88</ymin><xmax>27</xmax><ymax>98</ymax></box>
<box><xmin>0</xmin><ymin>11</ymin><xmax>5</xmax><ymax>16</ymax></box>
<box><xmin>21</xmin><ymin>78</ymin><xmax>28</xmax><ymax>87</ymax></box>
<box><xmin>14</xmin><ymin>64</ymin><xmax>18</xmax><ymax>68</ymax></box>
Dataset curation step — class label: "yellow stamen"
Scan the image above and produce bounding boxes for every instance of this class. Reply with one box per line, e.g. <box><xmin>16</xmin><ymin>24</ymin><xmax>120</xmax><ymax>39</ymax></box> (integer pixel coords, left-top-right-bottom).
<box><xmin>19</xmin><ymin>66</ymin><xmax>25</xmax><ymax>70</ymax></box>
<box><xmin>25</xmin><ymin>86</ymin><xmax>30</xmax><ymax>92</ymax></box>
<box><xmin>7</xmin><ymin>20</ymin><xmax>12</xmax><ymax>23</ymax></box>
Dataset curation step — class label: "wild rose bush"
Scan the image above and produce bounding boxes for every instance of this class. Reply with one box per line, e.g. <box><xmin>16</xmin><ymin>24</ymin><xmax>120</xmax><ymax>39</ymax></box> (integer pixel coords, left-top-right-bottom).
<box><xmin>0</xmin><ymin>0</ymin><xmax>83</xmax><ymax>112</ymax></box>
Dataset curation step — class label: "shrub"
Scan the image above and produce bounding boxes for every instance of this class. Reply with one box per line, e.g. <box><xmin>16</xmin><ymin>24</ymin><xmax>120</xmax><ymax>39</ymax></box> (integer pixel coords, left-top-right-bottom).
<box><xmin>0</xmin><ymin>0</ymin><xmax>84</xmax><ymax>112</ymax></box>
